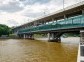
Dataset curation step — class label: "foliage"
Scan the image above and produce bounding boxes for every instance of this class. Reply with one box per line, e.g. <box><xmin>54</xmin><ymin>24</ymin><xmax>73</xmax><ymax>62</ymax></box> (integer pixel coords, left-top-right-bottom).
<box><xmin>62</xmin><ymin>33</ymin><xmax>80</xmax><ymax>38</ymax></box>
<box><xmin>0</xmin><ymin>24</ymin><xmax>11</xmax><ymax>37</ymax></box>
<box><xmin>9</xmin><ymin>34</ymin><xmax>18</xmax><ymax>38</ymax></box>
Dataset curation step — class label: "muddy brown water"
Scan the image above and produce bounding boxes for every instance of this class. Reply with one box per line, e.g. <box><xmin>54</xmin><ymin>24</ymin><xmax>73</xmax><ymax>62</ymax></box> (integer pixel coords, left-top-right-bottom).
<box><xmin>0</xmin><ymin>37</ymin><xmax>79</xmax><ymax>62</ymax></box>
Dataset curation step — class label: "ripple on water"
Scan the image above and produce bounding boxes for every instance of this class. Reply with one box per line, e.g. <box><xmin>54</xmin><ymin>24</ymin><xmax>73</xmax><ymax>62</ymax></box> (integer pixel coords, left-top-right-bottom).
<box><xmin>0</xmin><ymin>38</ymin><xmax>79</xmax><ymax>62</ymax></box>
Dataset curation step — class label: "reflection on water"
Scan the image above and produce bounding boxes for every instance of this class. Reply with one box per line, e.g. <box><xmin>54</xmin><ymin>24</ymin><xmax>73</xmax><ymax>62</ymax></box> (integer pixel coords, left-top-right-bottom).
<box><xmin>0</xmin><ymin>37</ymin><xmax>79</xmax><ymax>62</ymax></box>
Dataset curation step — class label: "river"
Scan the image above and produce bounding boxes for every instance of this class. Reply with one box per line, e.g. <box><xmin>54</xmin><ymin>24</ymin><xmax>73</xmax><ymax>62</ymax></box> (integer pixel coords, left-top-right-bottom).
<box><xmin>0</xmin><ymin>37</ymin><xmax>79</xmax><ymax>62</ymax></box>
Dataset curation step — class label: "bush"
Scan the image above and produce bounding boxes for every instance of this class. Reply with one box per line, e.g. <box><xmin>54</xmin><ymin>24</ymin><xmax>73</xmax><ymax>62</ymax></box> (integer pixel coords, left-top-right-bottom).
<box><xmin>0</xmin><ymin>24</ymin><xmax>12</xmax><ymax>37</ymax></box>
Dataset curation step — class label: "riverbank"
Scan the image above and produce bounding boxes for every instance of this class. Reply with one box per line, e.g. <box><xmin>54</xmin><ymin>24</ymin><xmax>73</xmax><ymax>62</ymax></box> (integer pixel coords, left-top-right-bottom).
<box><xmin>0</xmin><ymin>37</ymin><xmax>19</xmax><ymax>39</ymax></box>
<box><xmin>0</xmin><ymin>37</ymin><xmax>80</xmax><ymax>43</ymax></box>
<box><xmin>35</xmin><ymin>37</ymin><xmax>80</xmax><ymax>43</ymax></box>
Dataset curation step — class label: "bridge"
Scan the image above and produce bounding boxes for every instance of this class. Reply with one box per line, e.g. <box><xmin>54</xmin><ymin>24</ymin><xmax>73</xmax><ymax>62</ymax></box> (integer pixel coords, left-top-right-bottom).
<box><xmin>13</xmin><ymin>1</ymin><xmax>84</xmax><ymax>42</ymax></box>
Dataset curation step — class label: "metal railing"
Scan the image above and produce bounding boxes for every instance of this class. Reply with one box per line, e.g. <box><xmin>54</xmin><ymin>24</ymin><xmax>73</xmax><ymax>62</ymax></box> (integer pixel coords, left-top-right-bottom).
<box><xmin>18</xmin><ymin>15</ymin><xmax>84</xmax><ymax>34</ymax></box>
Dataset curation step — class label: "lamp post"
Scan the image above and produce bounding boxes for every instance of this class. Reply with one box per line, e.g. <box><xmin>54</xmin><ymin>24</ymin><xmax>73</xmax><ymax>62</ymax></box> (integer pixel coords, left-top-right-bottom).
<box><xmin>63</xmin><ymin>0</ymin><xmax>64</xmax><ymax>9</ymax></box>
<box><xmin>43</xmin><ymin>8</ymin><xmax>48</xmax><ymax>16</ymax></box>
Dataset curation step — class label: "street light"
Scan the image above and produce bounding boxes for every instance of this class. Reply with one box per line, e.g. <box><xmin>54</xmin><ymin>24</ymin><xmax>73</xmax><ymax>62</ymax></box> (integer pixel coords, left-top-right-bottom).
<box><xmin>63</xmin><ymin>0</ymin><xmax>64</xmax><ymax>9</ymax></box>
<box><xmin>43</xmin><ymin>8</ymin><xmax>48</xmax><ymax>16</ymax></box>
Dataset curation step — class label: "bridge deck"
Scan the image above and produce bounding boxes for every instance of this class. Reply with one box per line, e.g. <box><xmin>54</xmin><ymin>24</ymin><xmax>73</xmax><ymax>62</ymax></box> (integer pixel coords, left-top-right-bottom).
<box><xmin>19</xmin><ymin>15</ymin><xmax>84</xmax><ymax>34</ymax></box>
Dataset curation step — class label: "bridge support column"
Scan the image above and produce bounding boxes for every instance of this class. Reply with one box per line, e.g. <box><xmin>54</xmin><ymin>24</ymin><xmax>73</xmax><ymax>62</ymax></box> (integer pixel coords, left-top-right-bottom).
<box><xmin>82</xmin><ymin>10</ymin><xmax>84</xmax><ymax>15</ymax></box>
<box><xmin>18</xmin><ymin>34</ymin><xmax>20</xmax><ymax>38</ymax></box>
<box><xmin>51</xmin><ymin>33</ymin><xmax>61</xmax><ymax>42</ymax></box>
<box><xmin>80</xmin><ymin>30</ymin><xmax>84</xmax><ymax>60</ymax></box>
<box><xmin>24</xmin><ymin>34</ymin><xmax>26</xmax><ymax>39</ymax></box>
<box><xmin>80</xmin><ymin>30</ymin><xmax>84</xmax><ymax>45</ymax></box>
<box><xmin>20</xmin><ymin>34</ymin><xmax>23</xmax><ymax>38</ymax></box>
<box><xmin>51</xmin><ymin>33</ymin><xmax>54</xmax><ymax>40</ymax></box>
<box><xmin>31</xmin><ymin>34</ymin><xmax>34</xmax><ymax>39</ymax></box>
<box><xmin>18</xmin><ymin>34</ymin><xmax>23</xmax><ymax>38</ymax></box>
<box><xmin>47</xmin><ymin>33</ymin><xmax>50</xmax><ymax>41</ymax></box>
<box><xmin>26</xmin><ymin>34</ymin><xmax>28</xmax><ymax>39</ymax></box>
<box><xmin>27</xmin><ymin>34</ymin><xmax>34</xmax><ymax>40</ymax></box>
<box><xmin>55</xmin><ymin>37</ymin><xmax>61</xmax><ymax>42</ymax></box>
<box><xmin>47</xmin><ymin>33</ymin><xmax>61</xmax><ymax>42</ymax></box>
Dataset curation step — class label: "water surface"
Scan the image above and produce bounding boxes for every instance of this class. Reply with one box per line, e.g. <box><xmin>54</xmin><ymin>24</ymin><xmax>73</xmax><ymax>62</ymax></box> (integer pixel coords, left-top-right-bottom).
<box><xmin>0</xmin><ymin>37</ymin><xmax>79</xmax><ymax>62</ymax></box>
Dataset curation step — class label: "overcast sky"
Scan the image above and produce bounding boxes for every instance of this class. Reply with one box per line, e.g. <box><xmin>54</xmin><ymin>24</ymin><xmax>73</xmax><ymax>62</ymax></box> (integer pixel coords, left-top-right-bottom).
<box><xmin>0</xmin><ymin>0</ymin><xmax>84</xmax><ymax>27</ymax></box>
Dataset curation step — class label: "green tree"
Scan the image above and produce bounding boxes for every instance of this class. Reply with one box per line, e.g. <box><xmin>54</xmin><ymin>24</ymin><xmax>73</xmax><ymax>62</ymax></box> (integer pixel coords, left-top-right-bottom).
<box><xmin>0</xmin><ymin>24</ymin><xmax>11</xmax><ymax>37</ymax></box>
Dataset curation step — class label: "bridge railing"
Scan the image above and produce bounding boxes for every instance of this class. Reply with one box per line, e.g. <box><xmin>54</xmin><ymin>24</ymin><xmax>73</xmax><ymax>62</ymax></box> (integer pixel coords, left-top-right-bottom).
<box><xmin>18</xmin><ymin>15</ymin><xmax>84</xmax><ymax>34</ymax></box>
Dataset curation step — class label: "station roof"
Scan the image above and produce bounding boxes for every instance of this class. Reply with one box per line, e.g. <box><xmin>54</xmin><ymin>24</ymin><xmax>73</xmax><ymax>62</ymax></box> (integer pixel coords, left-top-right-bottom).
<box><xmin>14</xmin><ymin>1</ymin><xmax>84</xmax><ymax>29</ymax></box>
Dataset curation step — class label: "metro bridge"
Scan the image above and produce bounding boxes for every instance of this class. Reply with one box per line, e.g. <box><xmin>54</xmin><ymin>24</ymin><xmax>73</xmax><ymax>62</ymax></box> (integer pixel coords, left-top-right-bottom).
<box><xmin>13</xmin><ymin>2</ymin><xmax>84</xmax><ymax>42</ymax></box>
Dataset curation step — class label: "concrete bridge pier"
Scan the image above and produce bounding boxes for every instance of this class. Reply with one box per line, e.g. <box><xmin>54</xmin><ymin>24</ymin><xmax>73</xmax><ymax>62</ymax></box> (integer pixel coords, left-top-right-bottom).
<box><xmin>18</xmin><ymin>34</ymin><xmax>21</xmax><ymax>38</ymax></box>
<box><xmin>25</xmin><ymin>34</ymin><xmax>34</xmax><ymax>40</ymax></box>
<box><xmin>80</xmin><ymin>30</ymin><xmax>84</xmax><ymax>45</ymax></box>
<box><xmin>18</xmin><ymin>34</ymin><xmax>34</xmax><ymax>39</ymax></box>
<box><xmin>47</xmin><ymin>33</ymin><xmax>50</xmax><ymax>41</ymax></box>
<box><xmin>51</xmin><ymin>33</ymin><xmax>61</xmax><ymax>42</ymax></box>
<box><xmin>78</xmin><ymin>30</ymin><xmax>84</xmax><ymax>62</ymax></box>
<box><xmin>23</xmin><ymin>34</ymin><xmax>29</xmax><ymax>39</ymax></box>
<box><xmin>47</xmin><ymin>32</ymin><xmax>61</xmax><ymax>42</ymax></box>
<box><xmin>23</xmin><ymin>34</ymin><xmax>26</xmax><ymax>39</ymax></box>
<box><xmin>18</xmin><ymin>34</ymin><xmax>24</xmax><ymax>38</ymax></box>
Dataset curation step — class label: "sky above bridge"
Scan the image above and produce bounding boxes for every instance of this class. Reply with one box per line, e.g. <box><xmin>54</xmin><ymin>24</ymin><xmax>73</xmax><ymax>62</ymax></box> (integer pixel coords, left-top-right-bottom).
<box><xmin>0</xmin><ymin>0</ymin><xmax>84</xmax><ymax>27</ymax></box>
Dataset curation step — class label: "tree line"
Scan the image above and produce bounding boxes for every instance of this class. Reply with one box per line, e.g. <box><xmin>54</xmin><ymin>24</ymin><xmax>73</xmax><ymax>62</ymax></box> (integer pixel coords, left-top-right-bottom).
<box><xmin>0</xmin><ymin>24</ymin><xmax>12</xmax><ymax>37</ymax></box>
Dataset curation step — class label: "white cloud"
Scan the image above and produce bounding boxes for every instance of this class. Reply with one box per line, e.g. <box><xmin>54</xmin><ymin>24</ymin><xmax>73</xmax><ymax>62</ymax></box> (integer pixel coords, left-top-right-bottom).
<box><xmin>0</xmin><ymin>0</ymin><xmax>24</xmax><ymax>12</ymax></box>
<box><xmin>0</xmin><ymin>0</ymin><xmax>84</xmax><ymax>27</ymax></box>
<box><xmin>0</xmin><ymin>12</ymin><xmax>30</xmax><ymax>27</ymax></box>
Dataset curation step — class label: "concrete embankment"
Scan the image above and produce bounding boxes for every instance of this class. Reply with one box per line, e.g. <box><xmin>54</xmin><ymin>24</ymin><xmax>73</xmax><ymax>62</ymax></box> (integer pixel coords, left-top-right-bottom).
<box><xmin>0</xmin><ymin>36</ymin><xmax>19</xmax><ymax>39</ymax></box>
<box><xmin>34</xmin><ymin>37</ymin><xmax>80</xmax><ymax>43</ymax></box>
<box><xmin>0</xmin><ymin>36</ymin><xmax>80</xmax><ymax>43</ymax></box>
